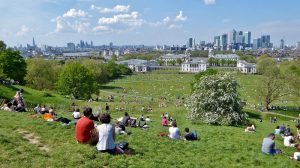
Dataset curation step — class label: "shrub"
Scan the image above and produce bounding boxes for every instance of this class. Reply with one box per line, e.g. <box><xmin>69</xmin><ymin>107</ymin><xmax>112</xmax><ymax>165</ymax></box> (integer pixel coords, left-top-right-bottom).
<box><xmin>186</xmin><ymin>73</ymin><xmax>246</xmax><ymax>126</ymax></box>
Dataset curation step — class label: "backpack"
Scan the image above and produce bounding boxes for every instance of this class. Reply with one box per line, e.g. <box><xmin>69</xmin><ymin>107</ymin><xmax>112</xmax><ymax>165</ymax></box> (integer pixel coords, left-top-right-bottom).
<box><xmin>118</xmin><ymin>141</ymin><xmax>129</xmax><ymax>150</ymax></box>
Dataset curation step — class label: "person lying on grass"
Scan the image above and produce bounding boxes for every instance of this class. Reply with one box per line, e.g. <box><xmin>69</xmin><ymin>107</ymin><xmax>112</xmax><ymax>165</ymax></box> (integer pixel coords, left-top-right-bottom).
<box><xmin>1</xmin><ymin>101</ymin><xmax>13</xmax><ymax>112</ymax></box>
<box><xmin>244</xmin><ymin>124</ymin><xmax>256</xmax><ymax>133</ymax></box>
<box><xmin>96</xmin><ymin>113</ymin><xmax>133</xmax><ymax>155</ymax></box>
<box><xmin>284</xmin><ymin>133</ymin><xmax>296</xmax><ymax>147</ymax></box>
<box><xmin>169</xmin><ymin>121</ymin><xmax>180</xmax><ymax>140</ymax></box>
<box><xmin>262</xmin><ymin>133</ymin><xmax>281</xmax><ymax>155</ymax></box>
<box><xmin>75</xmin><ymin>107</ymin><xmax>98</xmax><ymax>145</ymax></box>
<box><xmin>184</xmin><ymin>128</ymin><xmax>198</xmax><ymax>141</ymax></box>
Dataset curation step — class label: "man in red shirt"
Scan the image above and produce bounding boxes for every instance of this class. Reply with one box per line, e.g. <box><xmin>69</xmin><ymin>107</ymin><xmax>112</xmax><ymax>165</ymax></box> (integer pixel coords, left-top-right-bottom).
<box><xmin>75</xmin><ymin>107</ymin><xmax>98</xmax><ymax>145</ymax></box>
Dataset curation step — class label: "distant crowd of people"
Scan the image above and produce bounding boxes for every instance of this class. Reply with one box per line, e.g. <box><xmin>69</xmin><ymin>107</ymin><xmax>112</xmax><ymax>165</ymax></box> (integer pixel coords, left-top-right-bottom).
<box><xmin>1</xmin><ymin>89</ymin><xmax>27</xmax><ymax>112</ymax></box>
<box><xmin>0</xmin><ymin>79</ymin><xmax>19</xmax><ymax>85</ymax></box>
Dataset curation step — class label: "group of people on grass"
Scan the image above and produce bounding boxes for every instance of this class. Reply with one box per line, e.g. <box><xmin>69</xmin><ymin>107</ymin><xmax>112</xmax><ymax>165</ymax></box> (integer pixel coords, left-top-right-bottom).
<box><xmin>261</xmin><ymin>123</ymin><xmax>300</xmax><ymax>161</ymax></box>
<box><xmin>1</xmin><ymin>89</ymin><xmax>26</xmax><ymax>112</ymax></box>
<box><xmin>161</xmin><ymin>113</ymin><xmax>198</xmax><ymax>141</ymax></box>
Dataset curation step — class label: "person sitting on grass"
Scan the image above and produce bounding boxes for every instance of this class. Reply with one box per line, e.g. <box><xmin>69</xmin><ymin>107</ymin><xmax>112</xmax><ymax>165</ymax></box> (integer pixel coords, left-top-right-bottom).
<box><xmin>285</xmin><ymin>125</ymin><xmax>291</xmax><ymax>136</ymax></box>
<box><xmin>279</xmin><ymin>124</ymin><xmax>286</xmax><ymax>134</ymax></box>
<box><xmin>121</xmin><ymin>112</ymin><xmax>131</xmax><ymax>126</ymax></box>
<box><xmin>274</xmin><ymin>126</ymin><xmax>281</xmax><ymax>135</ymax></box>
<box><xmin>162</xmin><ymin>116</ymin><xmax>168</xmax><ymax>127</ymax></box>
<box><xmin>40</xmin><ymin>105</ymin><xmax>49</xmax><ymax>114</ymax></box>
<box><xmin>284</xmin><ymin>133</ymin><xmax>296</xmax><ymax>147</ymax></box>
<box><xmin>72</xmin><ymin>108</ymin><xmax>81</xmax><ymax>121</ymax></box>
<box><xmin>169</xmin><ymin>121</ymin><xmax>180</xmax><ymax>140</ymax></box>
<box><xmin>184</xmin><ymin>128</ymin><xmax>198</xmax><ymax>141</ymax></box>
<box><xmin>34</xmin><ymin>104</ymin><xmax>41</xmax><ymax>114</ymax></box>
<box><xmin>244</xmin><ymin>124</ymin><xmax>256</xmax><ymax>133</ymax></box>
<box><xmin>261</xmin><ymin>133</ymin><xmax>281</xmax><ymax>155</ymax></box>
<box><xmin>291</xmin><ymin>144</ymin><xmax>300</xmax><ymax>161</ymax></box>
<box><xmin>96</xmin><ymin>113</ymin><xmax>117</xmax><ymax>154</ymax></box>
<box><xmin>96</xmin><ymin>113</ymin><xmax>133</xmax><ymax>155</ymax></box>
<box><xmin>75</xmin><ymin>107</ymin><xmax>98</xmax><ymax>145</ymax></box>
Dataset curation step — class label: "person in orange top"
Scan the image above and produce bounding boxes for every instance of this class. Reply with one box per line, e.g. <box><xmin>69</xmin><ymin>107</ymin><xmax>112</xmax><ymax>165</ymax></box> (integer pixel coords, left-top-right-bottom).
<box><xmin>75</xmin><ymin>107</ymin><xmax>98</xmax><ymax>145</ymax></box>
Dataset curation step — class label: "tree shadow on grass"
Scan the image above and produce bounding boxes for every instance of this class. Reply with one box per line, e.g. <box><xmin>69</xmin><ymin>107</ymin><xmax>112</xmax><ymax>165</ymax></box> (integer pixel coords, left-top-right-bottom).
<box><xmin>100</xmin><ymin>86</ymin><xmax>123</xmax><ymax>90</ymax></box>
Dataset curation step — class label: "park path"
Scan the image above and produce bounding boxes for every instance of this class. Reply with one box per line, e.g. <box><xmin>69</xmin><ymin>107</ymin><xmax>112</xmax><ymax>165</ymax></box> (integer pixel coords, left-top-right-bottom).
<box><xmin>263</xmin><ymin>111</ymin><xmax>299</xmax><ymax>120</ymax></box>
<box><xmin>100</xmin><ymin>90</ymin><xmax>153</xmax><ymax>99</ymax></box>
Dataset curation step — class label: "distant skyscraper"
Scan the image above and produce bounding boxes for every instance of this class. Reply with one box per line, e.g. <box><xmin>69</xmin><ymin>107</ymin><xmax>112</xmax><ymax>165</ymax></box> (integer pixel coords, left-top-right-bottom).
<box><xmin>91</xmin><ymin>41</ymin><xmax>93</xmax><ymax>47</ymax></box>
<box><xmin>253</xmin><ymin>38</ymin><xmax>261</xmax><ymax>50</ymax></box>
<box><xmin>32</xmin><ymin>37</ymin><xmax>36</xmax><ymax>47</ymax></box>
<box><xmin>188</xmin><ymin>38</ymin><xmax>193</xmax><ymax>48</ymax></box>
<box><xmin>243</xmin><ymin>32</ymin><xmax>251</xmax><ymax>47</ymax></box>
<box><xmin>236</xmin><ymin>31</ymin><xmax>244</xmax><ymax>44</ymax></box>
<box><xmin>214</xmin><ymin>36</ymin><xmax>220</xmax><ymax>49</ymax></box>
<box><xmin>67</xmin><ymin>42</ymin><xmax>75</xmax><ymax>51</ymax></box>
<box><xmin>109</xmin><ymin>42</ymin><xmax>113</xmax><ymax>49</ymax></box>
<box><xmin>228</xmin><ymin>29</ymin><xmax>237</xmax><ymax>44</ymax></box>
<box><xmin>220</xmin><ymin>34</ymin><xmax>228</xmax><ymax>50</ymax></box>
<box><xmin>261</xmin><ymin>35</ymin><xmax>271</xmax><ymax>48</ymax></box>
<box><xmin>280</xmin><ymin>39</ymin><xmax>285</xmax><ymax>49</ymax></box>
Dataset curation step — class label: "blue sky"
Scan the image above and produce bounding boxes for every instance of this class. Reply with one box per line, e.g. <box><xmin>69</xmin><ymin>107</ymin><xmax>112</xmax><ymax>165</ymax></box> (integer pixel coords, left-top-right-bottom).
<box><xmin>1</xmin><ymin>0</ymin><xmax>300</xmax><ymax>47</ymax></box>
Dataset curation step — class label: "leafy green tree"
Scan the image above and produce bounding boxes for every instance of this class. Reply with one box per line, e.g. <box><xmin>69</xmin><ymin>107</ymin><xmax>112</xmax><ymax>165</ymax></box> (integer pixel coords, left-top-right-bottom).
<box><xmin>169</xmin><ymin>60</ymin><xmax>177</xmax><ymax>66</ymax></box>
<box><xmin>106</xmin><ymin>60</ymin><xmax>122</xmax><ymax>79</ymax></box>
<box><xmin>257</xmin><ymin>55</ymin><xmax>289</xmax><ymax>111</ymax></box>
<box><xmin>0</xmin><ymin>40</ymin><xmax>6</xmax><ymax>52</ymax></box>
<box><xmin>0</xmin><ymin>49</ymin><xmax>27</xmax><ymax>83</ymax></box>
<box><xmin>157</xmin><ymin>60</ymin><xmax>165</xmax><ymax>66</ymax></box>
<box><xmin>176</xmin><ymin>58</ymin><xmax>183</xmax><ymax>65</ymax></box>
<box><xmin>25</xmin><ymin>59</ymin><xmax>62</xmax><ymax>90</ymax></box>
<box><xmin>220</xmin><ymin>59</ymin><xmax>226</xmax><ymax>66</ymax></box>
<box><xmin>186</xmin><ymin>73</ymin><xmax>245</xmax><ymax>125</ymax></box>
<box><xmin>56</xmin><ymin>62</ymin><xmax>97</xmax><ymax>99</ymax></box>
<box><xmin>118</xmin><ymin>64</ymin><xmax>133</xmax><ymax>75</ymax></box>
<box><xmin>82</xmin><ymin>60</ymin><xmax>109</xmax><ymax>84</ymax></box>
<box><xmin>111</xmin><ymin>54</ymin><xmax>117</xmax><ymax>61</ymax></box>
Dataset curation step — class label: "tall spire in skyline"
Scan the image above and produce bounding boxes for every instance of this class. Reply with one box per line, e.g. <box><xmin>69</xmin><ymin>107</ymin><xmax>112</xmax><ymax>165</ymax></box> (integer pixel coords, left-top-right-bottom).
<box><xmin>32</xmin><ymin>37</ymin><xmax>36</xmax><ymax>47</ymax></box>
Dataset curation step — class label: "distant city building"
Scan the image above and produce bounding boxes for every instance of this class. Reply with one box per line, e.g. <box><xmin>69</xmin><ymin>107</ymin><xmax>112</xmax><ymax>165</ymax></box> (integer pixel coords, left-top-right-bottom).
<box><xmin>160</xmin><ymin>54</ymin><xmax>189</xmax><ymax>65</ymax></box>
<box><xmin>253</xmin><ymin>38</ymin><xmax>261</xmax><ymax>50</ymax></box>
<box><xmin>297</xmin><ymin>42</ymin><xmax>300</xmax><ymax>50</ymax></box>
<box><xmin>237</xmin><ymin>60</ymin><xmax>256</xmax><ymax>74</ymax></box>
<box><xmin>214</xmin><ymin>36</ymin><xmax>221</xmax><ymax>49</ymax></box>
<box><xmin>220</xmin><ymin>34</ymin><xmax>228</xmax><ymax>50</ymax></box>
<box><xmin>261</xmin><ymin>35</ymin><xmax>272</xmax><ymax>48</ymax></box>
<box><xmin>67</xmin><ymin>42</ymin><xmax>75</xmax><ymax>51</ymax></box>
<box><xmin>243</xmin><ymin>32</ymin><xmax>251</xmax><ymax>47</ymax></box>
<box><xmin>236</xmin><ymin>31</ymin><xmax>244</xmax><ymax>44</ymax></box>
<box><xmin>188</xmin><ymin>38</ymin><xmax>193</xmax><ymax>48</ymax></box>
<box><xmin>117</xmin><ymin>59</ymin><xmax>149</xmax><ymax>72</ymax></box>
<box><xmin>109</xmin><ymin>42</ymin><xmax>113</xmax><ymax>49</ymax></box>
<box><xmin>32</xmin><ymin>37</ymin><xmax>36</xmax><ymax>47</ymax></box>
<box><xmin>280</xmin><ymin>39</ymin><xmax>285</xmax><ymax>49</ymax></box>
<box><xmin>228</xmin><ymin>29</ymin><xmax>237</xmax><ymax>45</ymax></box>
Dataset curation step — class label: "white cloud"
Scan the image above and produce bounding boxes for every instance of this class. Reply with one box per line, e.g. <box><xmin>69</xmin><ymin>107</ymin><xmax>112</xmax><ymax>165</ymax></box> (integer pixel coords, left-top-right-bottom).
<box><xmin>175</xmin><ymin>11</ymin><xmax>187</xmax><ymax>22</ymax></box>
<box><xmin>98</xmin><ymin>11</ymin><xmax>143</xmax><ymax>28</ymax></box>
<box><xmin>62</xmin><ymin>9</ymin><xmax>88</xmax><ymax>18</ymax></box>
<box><xmin>51</xmin><ymin>9</ymin><xmax>91</xmax><ymax>33</ymax></box>
<box><xmin>16</xmin><ymin>25</ymin><xmax>31</xmax><ymax>36</ymax></box>
<box><xmin>91</xmin><ymin>4</ymin><xmax>130</xmax><ymax>13</ymax></box>
<box><xmin>203</xmin><ymin>0</ymin><xmax>216</xmax><ymax>5</ymax></box>
<box><xmin>163</xmin><ymin>16</ymin><xmax>171</xmax><ymax>24</ymax></box>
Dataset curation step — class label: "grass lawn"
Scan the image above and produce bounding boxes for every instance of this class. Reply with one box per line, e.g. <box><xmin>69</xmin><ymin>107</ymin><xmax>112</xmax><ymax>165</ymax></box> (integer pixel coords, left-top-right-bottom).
<box><xmin>1</xmin><ymin>72</ymin><xmax>300</xmax><ymax>167</ymax></box>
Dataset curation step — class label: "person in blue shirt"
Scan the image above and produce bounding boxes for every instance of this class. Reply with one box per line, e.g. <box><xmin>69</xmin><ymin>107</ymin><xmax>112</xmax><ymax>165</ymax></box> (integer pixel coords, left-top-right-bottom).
<box><xmin>262</xmin><ymin>133</ymin><xmax>281</xmax><ymax>155</ymax></box>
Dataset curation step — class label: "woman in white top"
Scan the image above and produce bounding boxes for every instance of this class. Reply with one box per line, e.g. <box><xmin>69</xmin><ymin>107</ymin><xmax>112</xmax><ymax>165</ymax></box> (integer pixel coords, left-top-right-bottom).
<box><xmin>72</xmin><ymin>108</ymin><xmax>81</xmax><ymax>119</ymax></box>
<box><xmin>96</xmin><ymin>113</ymin><xmax>116</xmax><ymax>154</ymax></box>
<box><xmin>169</xmin><ymin>121</ymin><xmax>180</xmax><ymax>140</ymax></box>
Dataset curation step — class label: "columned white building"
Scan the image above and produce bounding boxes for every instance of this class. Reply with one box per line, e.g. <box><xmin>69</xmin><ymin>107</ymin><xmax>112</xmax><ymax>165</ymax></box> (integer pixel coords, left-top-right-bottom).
<box><xmin>237</xmin><ymin>60</ymin><xmax>256</xmax><ymax>74</ymax></box>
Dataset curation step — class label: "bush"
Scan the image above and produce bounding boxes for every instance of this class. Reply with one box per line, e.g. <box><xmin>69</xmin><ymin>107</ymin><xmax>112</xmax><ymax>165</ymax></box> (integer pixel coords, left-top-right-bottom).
<box><xmin>186</xmin><ymin>73</ymin><xmax>246</xmax><ymax>126</ymax></box>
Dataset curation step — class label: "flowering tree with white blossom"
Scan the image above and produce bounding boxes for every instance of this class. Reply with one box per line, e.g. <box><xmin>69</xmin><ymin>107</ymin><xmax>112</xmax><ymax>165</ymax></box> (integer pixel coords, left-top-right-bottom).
<box><xmin>186</xmin><ymin>73</ymin><xmax>246</xmax><ymax>125</ymax></box>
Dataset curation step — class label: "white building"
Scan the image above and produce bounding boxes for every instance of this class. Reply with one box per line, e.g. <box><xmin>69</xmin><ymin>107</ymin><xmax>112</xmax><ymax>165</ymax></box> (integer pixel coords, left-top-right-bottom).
<box><xmin>181</xmin><ymin>59</ymin><xmax>207</xmax><ymax>73</ymax></box>
<box><xmin>237</xmin><ymin>60</ymin><xmax>256</xmax><ymax>74</ymax></box>
<box><xmin>210</xmin><ymin>54</ymin><xmax>239</xmax><ymax>61</ymax></box>
<box><xmin>117</xmin><ymin>59</ymin><xmax>149</xmax><ymax>72</ymax></box>
<box><xmin>160</xmin><ymin>54</ymin><xmax>189</xmax><ymax>65</ymax></box>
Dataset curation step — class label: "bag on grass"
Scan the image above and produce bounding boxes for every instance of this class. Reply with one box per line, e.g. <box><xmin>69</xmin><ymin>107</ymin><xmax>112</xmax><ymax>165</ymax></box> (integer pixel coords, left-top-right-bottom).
<box><xmin>118</xmin><ymin>141</ymin><xmax>129</xmax><ymax>150</ymax></box>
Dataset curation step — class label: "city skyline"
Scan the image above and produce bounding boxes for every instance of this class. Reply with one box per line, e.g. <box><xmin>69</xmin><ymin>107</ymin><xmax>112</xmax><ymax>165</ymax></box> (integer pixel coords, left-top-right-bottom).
<box><xmin>1</xmin><ymin>0</ymin><xmax>300</xmax><ymax>47</ymax></box>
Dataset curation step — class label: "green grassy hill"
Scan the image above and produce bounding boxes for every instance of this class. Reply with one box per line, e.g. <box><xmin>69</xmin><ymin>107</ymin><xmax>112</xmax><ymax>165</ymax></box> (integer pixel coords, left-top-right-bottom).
<box><xmin>1</xmin><ymin>72</ymin><xmax>300</xmax><ymax>167</ymax></box>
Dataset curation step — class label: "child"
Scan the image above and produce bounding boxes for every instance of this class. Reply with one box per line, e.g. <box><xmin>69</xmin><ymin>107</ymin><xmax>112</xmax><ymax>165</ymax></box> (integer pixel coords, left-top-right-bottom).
<box><xmin>162</xmin><ymin>116</ymin><xmax>168</xmax><ymax>127</ymax></box>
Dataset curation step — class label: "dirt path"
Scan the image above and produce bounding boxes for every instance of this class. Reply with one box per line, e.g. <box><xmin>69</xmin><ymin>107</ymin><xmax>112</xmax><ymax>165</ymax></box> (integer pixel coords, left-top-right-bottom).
<box><xmin>17</xmin><ymin>129</ymin><xmax>49</xmax><ymax>152</ymax></box>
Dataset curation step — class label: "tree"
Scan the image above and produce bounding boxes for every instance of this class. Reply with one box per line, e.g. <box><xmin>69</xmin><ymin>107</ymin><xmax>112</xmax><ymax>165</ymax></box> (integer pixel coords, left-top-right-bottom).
<box><xmin>191</xmin><ymin>69</ymin><xmax>218</xmax><ymax>91</ymax></box>
<box><xmin>111</xmin><ymin>54</ymin><xmax>117</xmax><ymax>61</ymax></box>
<box><xmin>186</xmin><ymin>73</ymin><xmax>245</xmax><ymax>125</ymax></box>
<box><xmin>157</xmin><ymin>60</ymin><xmax>165</xmax><ymax>66</ymax></box>
<box><xmin>82</xmin><ymin>60</ymin><xmax>109</xmax><ymax>84</ymax></box>
<box><xmin>0</xmin><ymin>49</ymin><xmax>27</xmax><ymax>83</ymax></box>
<box><xmin>169</xmin><ymin>60</ymin><xmax>177</xmax><ymax>66</ymax></box>
<box><xmin>257</xmin><ymin>55</ymin><xmax>290</xmax><ymax>111</ymax></box>
<box><xmin>106</xmin><ymin>60</ymin><xmax>122</xmax><ymax>79</ymax></box>
<box><xmin>56</xmin><ymin>62</ymin><xmax>97</xmax><ymax>99</ymax></box>
<box><xmin>176</xmin><ymin>58</ymin><xmax>183</xmax><ymax>65</ymax></box>
<box><xmin>0</xmin><ymin>40</ymin><xmax>6</xmax><ymax>52</ymax></box>
<box><xmin>25</xmin><ymin>59</ymin><xmax>62</xmax><ymax>90</ymax></box>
